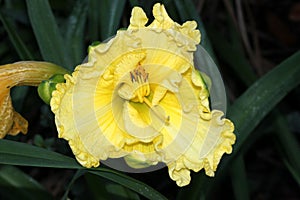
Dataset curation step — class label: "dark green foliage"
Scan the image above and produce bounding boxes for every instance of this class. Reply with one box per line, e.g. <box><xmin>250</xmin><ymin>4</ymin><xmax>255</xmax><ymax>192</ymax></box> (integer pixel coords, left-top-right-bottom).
<box><xmin>0</xmin><ymin>0</ymin><xmax>299</xmax><ymax>199</ymax></box>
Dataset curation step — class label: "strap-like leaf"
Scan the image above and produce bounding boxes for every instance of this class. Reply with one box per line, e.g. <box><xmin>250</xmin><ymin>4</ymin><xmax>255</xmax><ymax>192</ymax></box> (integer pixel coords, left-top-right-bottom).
<box><xmin>65</xmin><ymin>0</ymin><xmax>88</xmax><ymax>67</ymax></box>
<box><xmin>0</xmin><ymin>139</ymin><xmax>167</xmax><ymax>200</ymax></box>
<box><xmin>0</xmin><ymin>139</ymin><xmax>80</xmax><ymax>168</ymax></box>
<box><xmin>0</xmin><ymin>165</ymin><xmax>52</xmax><ymax>200</ymax></box>
<box><xmin>98</xmin><ymin>0</ymin><xmax>126</xmax><ymax>40</ymax></box>
<box><xmin>0</xmin><ymin>9</ymin><xmax>33</xmax><ymax>60</ymax></box>
<box><xmin>26</xmin><ymin>0</ymin><xmax>72</xmax><ymax>69</ymax></box>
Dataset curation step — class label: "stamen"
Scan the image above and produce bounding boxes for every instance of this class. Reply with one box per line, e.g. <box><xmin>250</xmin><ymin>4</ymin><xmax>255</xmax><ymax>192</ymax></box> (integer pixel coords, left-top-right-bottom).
<box><xmin>128</xmin><ymin>64</ymin><xmax>169</xmax><ymax>125</ymax></box>
<box><xmin>130</xmin><ymin>72</ymin><xmax>136</xmax><ymax>82</ymax></box>
<box><xmin>130</xmin><ymin>64</ymin><xmax>149</xmax><ymax>83</ymax></box>
<box><xmin>129</xmin><ymin>64</ymin><xmax>150</xmax><ymax>103</ymax></box>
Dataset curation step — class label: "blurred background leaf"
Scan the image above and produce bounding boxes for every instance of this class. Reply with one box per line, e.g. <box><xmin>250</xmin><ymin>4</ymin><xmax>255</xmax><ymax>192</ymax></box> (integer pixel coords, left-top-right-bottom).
<box><xmin>0</xmin><ymin>9</ymin><xmax>33</xmax><ymax>60</ymax></box>
<box><xmin>0</xmin><ymin>165</ymin><xmax>52</xmax><ymax>200</ymax></box>
<box><xmin>85</xmin><ymin>172</ymin><xmax>140</xmax><ymax>200</ymax></box>
<box><xmin>26</xmin><ymin>0</ymin><xmax>72</xmax><ymax>69</ymax></box>
<box><xmin>98</xmin><ymin>0</ymin><xmax>126</xmax><ymax>40</ymax></box>
<box><xmin>64</xmin><ymin>0</ymin><xmax>88</xmax><ymax>66</ymax></box>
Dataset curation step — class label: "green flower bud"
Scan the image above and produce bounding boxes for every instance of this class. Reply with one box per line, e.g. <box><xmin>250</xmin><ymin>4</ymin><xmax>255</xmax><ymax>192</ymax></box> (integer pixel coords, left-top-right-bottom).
<box><xmin>38</xmin><ymin>74</ymin><xmax>65</xmax><ymax>105</ymax></box>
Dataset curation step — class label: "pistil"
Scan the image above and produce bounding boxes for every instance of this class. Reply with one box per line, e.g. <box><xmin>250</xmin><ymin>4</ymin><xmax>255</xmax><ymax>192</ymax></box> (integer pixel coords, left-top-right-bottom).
<box><xmin>143</xmin><ymin>97</ymin><xmax>170</xmax><ymax>125</ymax></box>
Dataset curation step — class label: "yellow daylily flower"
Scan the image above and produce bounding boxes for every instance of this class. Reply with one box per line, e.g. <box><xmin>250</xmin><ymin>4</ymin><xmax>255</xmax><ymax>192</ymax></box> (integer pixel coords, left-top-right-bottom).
<box><xmin>0</xmin><ymin>61</ymin><xmax>68</xmax><ymax>138</ymax></box>
<box><xmin>50</xmin><ymin>3</ymin><xmax>236</xmax><ymax>186</ymax></box>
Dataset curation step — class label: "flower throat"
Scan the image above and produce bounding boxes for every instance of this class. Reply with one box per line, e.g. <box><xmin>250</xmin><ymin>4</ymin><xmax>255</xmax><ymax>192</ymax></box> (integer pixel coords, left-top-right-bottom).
<box><xmin>129</xmin><ymin>64</ymin><xmax>169</xmax><ymax>125</ymax></box>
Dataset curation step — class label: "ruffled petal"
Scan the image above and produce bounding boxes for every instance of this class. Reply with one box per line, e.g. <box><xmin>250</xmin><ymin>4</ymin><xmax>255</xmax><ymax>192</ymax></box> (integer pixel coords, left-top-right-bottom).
<box><xmin>168</xmin><ymin>158</ymin><xmax>191</xmax><ymax>187</ymax></box>
<box><xmin>167</xmin><ymin>110</ymin><xmax>236</xmax><ymax>186</ymax></box>
<box><xmin>51</xmin><ymin>73</ymin><xmax>100</xmax><ymax>167</ymax></box>
<box><xmin>149</xmin><ymin>3</ymin><xmax>175</xmax><ymax>29</ymax></box>
<box><xmin>148</xmin><ymin>3</ymin><xmax>200</xmax><ymax>49</ymax></box>
<box><xmin>128</xmin><ymin>7</ymin><xmax>148</xmax><ymax>29</ymax></box>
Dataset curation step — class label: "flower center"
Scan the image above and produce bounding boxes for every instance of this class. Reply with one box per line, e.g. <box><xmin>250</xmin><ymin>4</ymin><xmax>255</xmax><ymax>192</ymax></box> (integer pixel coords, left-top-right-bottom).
<box><xmin>129</xmin><ymin>65</ymin><xmax>170</xmax><ymax>125</ymax></box>
<box><xmin>130</xmin><ymin>64</ymin><xmax>150</xmax><ymax>103</ymax></box>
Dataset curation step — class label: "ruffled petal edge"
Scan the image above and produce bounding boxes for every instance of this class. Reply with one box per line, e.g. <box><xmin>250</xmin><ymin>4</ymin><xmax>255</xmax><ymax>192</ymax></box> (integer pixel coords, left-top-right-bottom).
<box><xmin>51</xmin><ymin>73</ymin><xmax>99</xmax><ymax>168</ymax></box>
<box><xmin>167</xmin><ymin>110</ymin><xmax>236</xmax><ymax>187</ymax></box>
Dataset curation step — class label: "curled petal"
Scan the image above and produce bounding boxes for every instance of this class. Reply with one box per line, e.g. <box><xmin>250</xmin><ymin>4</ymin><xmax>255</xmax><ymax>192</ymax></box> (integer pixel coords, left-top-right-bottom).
<box><xmin>0</xmin><ymin>93</ymin><xmax>28</xmax><ymax>138</ymax></box>
<box><xmin>0</xmin><ymin>61</ymin><xmax>68</xmax><ymax>138</ymax></box>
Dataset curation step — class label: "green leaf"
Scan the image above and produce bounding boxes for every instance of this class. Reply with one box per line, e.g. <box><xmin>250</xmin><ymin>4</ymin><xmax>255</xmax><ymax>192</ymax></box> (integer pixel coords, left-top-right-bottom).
<box><xmin>62</xmin><ymin>170</ymin><xmax>86</xmax><ymax>200</ymax></box>
<box><xmin>229</xmin><ymin>51</ymin><xmax>300</xmax><ymax>153</ymax></box>
<box><xmin>0</xmin><ymin>38</ymin><xmax>9</xmax><ymax>57</ymax></box>
<box><xmin>0</xmin><ymin>165</ymin><xmax>52</xmax><ymax>200</ymax></box>
<box><xmin>230</xmin><ymin>155</ymin><xmax>250</xmax><ymax>200</ymax></box>
<box><xmin>281</xmin><ymin>156</ymin><xmax>300</xmax><ymax>185</ymax></box>
<box><xmin>129</xmin><ymin>0</ymin><xmax>140</xmax><ymax>7</ymax></box>
<box><xmin>273</xmin><ymin>111</ymin><xmax>300</xmax><ymax>185</ymax></box>
<box><xmin>207</xmin><ymin>22</ymin><xmax>257</xmax><ymax>86</ymax></box>
<box><xmin>98</xmin><ymin>0</ymin><xmax>126</xmax><ymax>40</ymax></box>
<box><xmin>0</xmin><ymin>139</ymin><xmax>80</xmax><ymax>168</ymax></box>
<box><xmin>89</xmin><ymin>170</ymin><xmax>167</xmax><ymax>200</ymax></box>
<box><xmin>0</xmin><ymin>139</ymin><xmax>167</xmax><ymax>200</ymax></box>
<box><xmin>65</xmin><ymin>0</ymin><xmax>88</xmax><ymax>66</ymax></box>
<box><xmin>87</xmin><ymin>0</ymin><xmax>101</xmax><ymax>41</ymax></box>
<box><xmin>26</xmin><ymin>0</ymin><xmax>72</xmax><ymax>69</ymax></box>
<box><xmin>85</xmin><ymin>172</ymin><xmax>111</xmax><ymax>200</ymax></box>
<box><xmin>0</xmin><ymin>9</ymin><xmax>34</xmax><ymax>60</ymax></box>
<box><xmin>85</xmin><ymin>172</ymin><xmax>140</xmax><ymax>200</ymax></box>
